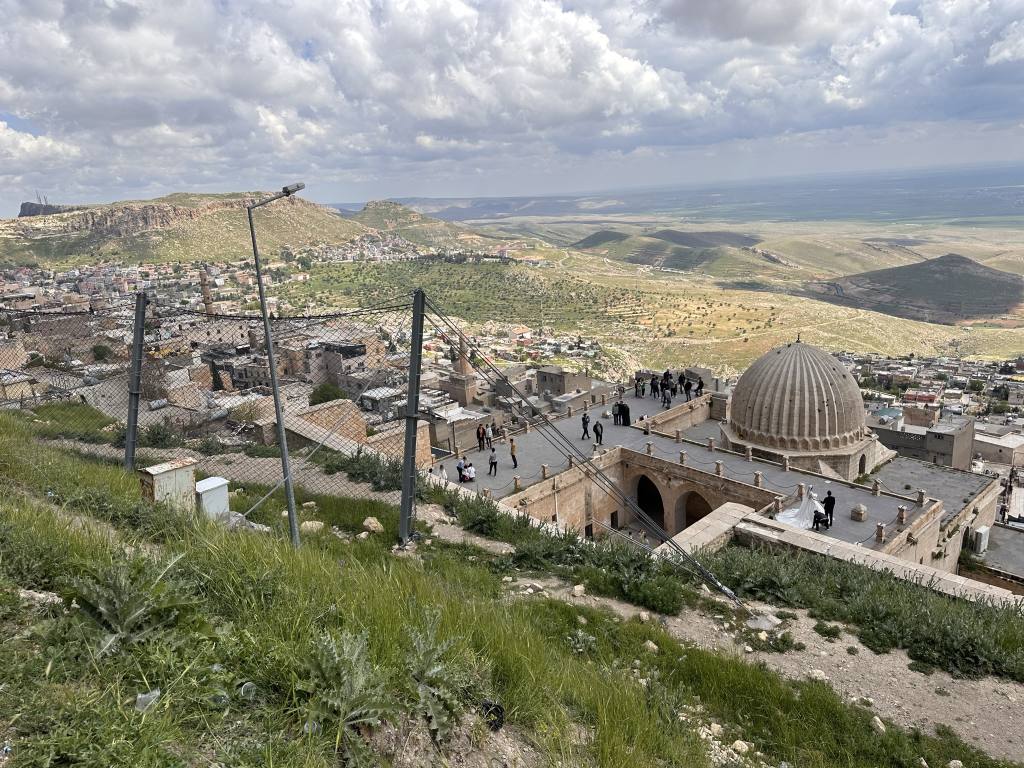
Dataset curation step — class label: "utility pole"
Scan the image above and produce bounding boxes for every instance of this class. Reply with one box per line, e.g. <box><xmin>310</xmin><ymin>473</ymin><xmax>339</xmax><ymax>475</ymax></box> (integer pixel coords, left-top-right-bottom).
<box><xmin>124</xmin><ymin>291</ymin><xmax>147</xmax><ymax>470</ymax></box>
<box><xmin>399</xmin><ymin>288</ymin><xmax>426</xmax><ymax>545</ymax></box>
<box><xmin>247</xmin><ymin>183</ymin><xmax>305</xmax><ymax>548</ymax></box>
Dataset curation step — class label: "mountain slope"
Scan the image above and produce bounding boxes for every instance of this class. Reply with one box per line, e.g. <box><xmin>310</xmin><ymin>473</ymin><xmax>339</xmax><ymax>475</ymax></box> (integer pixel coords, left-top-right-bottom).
<box><xmin>344</xmin><ymin>200</ymin><xmax>500</xmax><ymax>248</ymax></box>
<box><xmin>805</xmin><ymin>253</ymin><xmax>1024</xmax><ymax>324</ymax></box>
<box><xmin>0</xmin><ymin>192</ymin><xmax>366</xmax><ymax>266</ymax></box>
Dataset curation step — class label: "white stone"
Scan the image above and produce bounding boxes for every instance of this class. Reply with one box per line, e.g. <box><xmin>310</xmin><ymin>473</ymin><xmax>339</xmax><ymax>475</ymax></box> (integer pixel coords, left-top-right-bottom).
<box><xmin>643</xmin><ymin>640</ymin><xmax>659</xmax><ymax>653</ymax></box>
<box><xmin>757</xmin><ymin>631</ymin><xmax>768</xmax><ymax>642</ymax></box>
<box><xmin>572</xmin><ymin>584</ymin><xmax>586</xmax><ymax>597</ymax></box>
<box><xmin>576</xmin><ymin>615</ymin><xmax>588</xmax><ymax>626</ymax></box>
<box><xmin>808</xmin><ymin>669</ymin><xmax>828</xmax><ymax>682</ymax></box>
<box><xmin>356</xmin><ymin>531</ymin><xmax>370</xmax><ymax>540</ymax></box>
<box><xmin>743</xmin><ymin>645</ymin><xmax>754</xmax><ymax>654</ymax></box>
<box><xmin>731</xmin><ymin>740</ymin><xmax>750</xmax><ymax>754</ymax></box>
<box><xmin>362</xmin><ymin>516</ymin><xmax>384</xmax><ymax>534</ymax></box>
<box><xmin>302</xmin><ymin>500</ymin><xmax>317</xmax><ymax>510</ymax></box>
<box><xmin>709</xmin><ymin>723</ymin><xmax>723</xmax><ymax>737</ymax></box>
<box><xmin>501</xmin><ymin>576</ymin><xmax>513</xmax><ymax>583</ymax></box>
<box><xmin>639</xmin><ymin>611</ymin><xmax>651</xmax><ymax>623</ymax></box>
<box><xmin>300</xmin><ymin>520</ymin><xmax>324</xmax><ymax>534</ymax></box>
<box><xmin>947</xmin><ymin>761</ymin><xmax>964</xmax><ymax>768</ymax></box>
<box><xmin>871</xmin><ymin>716</ymin><xmax>886</xmax><ymax>735</ymax></box>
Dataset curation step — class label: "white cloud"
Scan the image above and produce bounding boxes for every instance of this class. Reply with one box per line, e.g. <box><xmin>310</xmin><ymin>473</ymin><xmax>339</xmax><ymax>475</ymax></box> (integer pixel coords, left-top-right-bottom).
<box><xmin>0</xmin><ymin>0</ymin><xmax>1021</xmax><ymax>212</ymax></box>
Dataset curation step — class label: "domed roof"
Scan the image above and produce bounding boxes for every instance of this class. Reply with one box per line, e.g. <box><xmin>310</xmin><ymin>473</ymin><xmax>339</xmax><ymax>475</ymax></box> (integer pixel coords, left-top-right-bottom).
<box><xmin>728</xmin><ymin>341</ymin><xmax>866</xmax><ymax>451</ymax></box>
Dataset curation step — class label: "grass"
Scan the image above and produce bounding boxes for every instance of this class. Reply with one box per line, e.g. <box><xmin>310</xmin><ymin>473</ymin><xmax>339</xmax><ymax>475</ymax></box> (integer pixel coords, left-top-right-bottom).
<box><xmin>27</xmin><ymin>401</ymin><xmax>119</xmax><ymax>444</ymax></box>
<box><xmin>703</xmin><ymin>544</ymin><xmax>1024</xmax><ymax>683</ymax></box>
<box><xmin>0</xmin><ymin>419</ymin><xmax>1022</xmax><ymax>766</ymax></box>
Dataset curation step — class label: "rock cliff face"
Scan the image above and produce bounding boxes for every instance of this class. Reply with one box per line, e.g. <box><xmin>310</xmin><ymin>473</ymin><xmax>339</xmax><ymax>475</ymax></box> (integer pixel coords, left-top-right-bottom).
<box><xmin>13</xmin><ymin>197</ymin><xmax>260</xmax><ymax>238</ymax></box>
<box><xmin>18</xmin><ymin>202</ymin><xmax>86</xmax><ymax>217</ymax></box>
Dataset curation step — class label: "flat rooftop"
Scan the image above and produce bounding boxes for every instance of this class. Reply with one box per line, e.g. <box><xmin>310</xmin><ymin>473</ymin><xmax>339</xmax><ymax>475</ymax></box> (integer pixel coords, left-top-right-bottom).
<box><xmin>874</xmin><ymin>457</ymin><xmax>994</xmax><ymax>526</ymax></box>
<box><xmin>982</xmin><ymin>524</ymin><xmax>1024</xmax><ymax>581</ymax></box>
<box><xmin>450</xmin><ymin>391</ymin><xmax>932</xmax><ymax>552</ymax></box>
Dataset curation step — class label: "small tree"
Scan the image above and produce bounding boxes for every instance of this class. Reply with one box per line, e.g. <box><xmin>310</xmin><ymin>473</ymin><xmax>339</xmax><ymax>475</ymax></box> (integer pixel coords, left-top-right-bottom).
<box><xmin>92</xmin><ymin>343</ymin><xmax>113</xmax><ymax>362</ymax></box>
<box><xmin>310</xmin><ymin>382</ymin><xmax>347</xmax><ymax>406</ymax></box>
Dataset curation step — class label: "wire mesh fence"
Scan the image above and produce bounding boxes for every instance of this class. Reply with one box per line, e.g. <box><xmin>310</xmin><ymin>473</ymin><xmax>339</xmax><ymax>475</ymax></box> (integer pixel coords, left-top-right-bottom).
<box><xmin>0</xmin><ymin>296</ymin><xmax>423</xmax><ymax>536</ymax></box>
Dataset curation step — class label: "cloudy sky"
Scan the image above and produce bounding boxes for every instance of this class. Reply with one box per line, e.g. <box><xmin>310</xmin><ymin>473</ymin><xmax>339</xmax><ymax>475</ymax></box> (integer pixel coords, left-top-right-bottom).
<box><xmin>1</xmin><ymin>0</ymin><xmax>1023</xmax><ymax>215</ymax></box>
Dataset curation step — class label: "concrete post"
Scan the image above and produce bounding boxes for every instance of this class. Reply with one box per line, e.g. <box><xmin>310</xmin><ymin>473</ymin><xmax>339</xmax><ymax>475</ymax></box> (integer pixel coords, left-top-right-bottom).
<box><xmin>773</xmin><ymin>498</ymin><xmax>782</xmax><ymax>517</ymax></box>
<box><xmin>707</xmin><ymin>437</ymin><xmax>715</xmax><ymax>452</ymax></box>
<box><xmin>525</xmin><ymin>421</ymin><xmax>531</xmax><ymax>433</ymax></box>
<box><xmin>567</xmin><ymin>455</ymin><xmax>574</xmax><ymax>468</ymax></box>
<box><xmin>601</xmin><ymin>394</ymin><xmax>606</xmax><ymax>405</ymax></box>
<box><xmin>754</xmin><ymin>471</ymin><xmax>764</xmax><ymax>488</ymax></box>
<box><xmin>644</xmin><ymin>421</ymin><xmax>651</xmax><ymax>435</ymax></box>
<box><xmin>916</xmin><ymin>489</ymin><xmax>926</xmax><ymax>505</ymax></box>
<box><xmin>715</xmin><ymin>461</ymin><xmax>724</xmax><ymax>477</ymax></box>
<box><xmin>782</xmin><ymin>456</ymin><xmax>790</xmax><ymax>471</ymax></box>
<box><xmin>592</xmin><ymin>442</ymin><xmax>599</xmax><ymax>456</ymax></box>
<box><xmin>745</xmin><ymin>445</ymin><xmax>753</xmax><ymax>461</ymax></box>
<box><xmin>797</xmin><ymin>482</ymin><xmax>806</xmax><ymax>499</ymax></box>
<box><xmin>897</xmin><ymin>505</ymin><xmax>907</xmax><ymax>524</ymax></box>
<box><xmin>675</xmin><ymin>429</ymin><xmax>682</xmax><ymax>443</ymax></box>
<box><xmin>679</xmin><ymin>451</ymin><xmax>687</xmax><ymax>466</ymax></box>
<box><xmin>646</xmin><ymin>441</ymin><xmax>653</xmax><ymax>456</ymax></box>
<box><xmin>513</xmin><ymin>476</ymin><xmax>522</xmax><ymax>492</ymax></box>
<box><xmin>875</xmin><ymin>522</ymin><xmax>886</xmax><ymax>543</ymax></box>
<box><xmin>541</xmin><ymin>464</ymin><xmax>548</xmax><ymax>479</ymax></box>
<box><xmin>482</xmin><ymin>488</ymin><xmax>491</xmax><ymax>499</ymax></box>
<box><xmin>567</xmin><ymin>405</ymin><xmax>573</xmax><ymax>417</ymax></box>
<box><xmin>872</xmin><ymin>479</ymin><xmax>881</xmax><ymax>496</ymax></box>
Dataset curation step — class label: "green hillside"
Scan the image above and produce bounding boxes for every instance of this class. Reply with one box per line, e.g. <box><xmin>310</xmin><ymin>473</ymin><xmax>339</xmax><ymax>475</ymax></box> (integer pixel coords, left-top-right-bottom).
<box><xmin>346</xmin><ymin>200</ymin><xmax>500</xmax><ymax>249</ymax></box>
<box><xmin>806</xmin><ymin>253</ymin><xmax>1024</xmax><ymax>324</ymax></box>
<box><xmin>0</xmin><ymin>192</ymin><xmax>366</xmax><ymax>266</ymax></box>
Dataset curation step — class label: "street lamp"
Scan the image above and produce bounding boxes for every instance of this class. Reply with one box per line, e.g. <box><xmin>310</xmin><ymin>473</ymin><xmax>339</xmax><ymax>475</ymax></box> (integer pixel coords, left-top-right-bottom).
<box><xmin>247</xmin><ymin>182</ymin><xmax>305</xmax><ymax>547</ymax></box>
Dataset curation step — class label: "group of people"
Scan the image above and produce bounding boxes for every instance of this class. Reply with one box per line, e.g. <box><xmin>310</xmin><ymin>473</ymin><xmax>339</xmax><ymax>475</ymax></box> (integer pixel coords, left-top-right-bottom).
<box><xmin>634</xmin><ymin>370</ymin><xmax>704</xmax><ymax>408</ymax></box>
<box><xmin>580</xmin><ymin>412</ymin><xmax>604</xmax><ymax>444</ymax></box>
<box><xmin>437</xmin><ymin>436</ymin><xmax>520</xmax><ymax>484</ymax></box>
<box><xmin>475</xmin><ymin>422</ymin><xmax>501</xmax><ymax>452</ymax></box>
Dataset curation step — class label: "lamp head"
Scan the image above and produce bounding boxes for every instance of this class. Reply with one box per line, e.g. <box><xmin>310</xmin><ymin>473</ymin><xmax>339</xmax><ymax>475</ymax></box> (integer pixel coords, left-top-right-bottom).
<box><xmin>282</xmin><ymin>182</ymin><xmax>305</xmax><ymax>196</ymax></box>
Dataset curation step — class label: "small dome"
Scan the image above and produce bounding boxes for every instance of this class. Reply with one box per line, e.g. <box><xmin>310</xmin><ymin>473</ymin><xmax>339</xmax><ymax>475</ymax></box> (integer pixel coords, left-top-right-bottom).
<box><xmin>729</xmin><ymin>341</ymin><xmax>866</xmax><ymax>451</ymax></box>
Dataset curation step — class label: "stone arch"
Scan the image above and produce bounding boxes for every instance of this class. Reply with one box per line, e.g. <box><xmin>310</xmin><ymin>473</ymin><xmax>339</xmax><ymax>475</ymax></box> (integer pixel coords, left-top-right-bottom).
<box><xmin>677</xmin><ymin>490</ymin><xmax>714</xmax><ymax>529</ymax></box>
<box><xmin>635</xmin><ymin>475</ymin><xmax>665</xmax><ymax>531</ymax></box>
<box><xmin>858</xmin><ymin>454</ymin><xmax>867</xmax><ymax>476</ymax></box>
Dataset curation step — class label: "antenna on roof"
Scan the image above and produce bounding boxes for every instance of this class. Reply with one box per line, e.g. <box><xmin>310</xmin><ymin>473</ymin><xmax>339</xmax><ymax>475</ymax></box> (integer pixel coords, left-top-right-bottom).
<box><xmin>796</xmin><ymin>332</ymin><xmax>801</xmax><ymax>343</ymax></box>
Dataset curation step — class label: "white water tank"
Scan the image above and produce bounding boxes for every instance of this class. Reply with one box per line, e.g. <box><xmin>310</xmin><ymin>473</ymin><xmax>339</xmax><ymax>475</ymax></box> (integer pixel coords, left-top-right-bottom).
<box><xmin>195</xmin><ymin>476</ymin><xmax>230</xmax><ymax>522</ymax></box>
<box><xmin>972</xmin><ymin>525</ymin><xmax>991</xmax><ymax>554</ymax></box>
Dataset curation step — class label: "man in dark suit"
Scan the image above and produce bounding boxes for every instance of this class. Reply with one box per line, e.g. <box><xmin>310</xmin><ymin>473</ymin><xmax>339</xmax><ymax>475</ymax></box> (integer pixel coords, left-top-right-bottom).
<box><xmin>823</xmin><ymin>490</ymin><xmax>836</xmax><ymax>528</ymax></box>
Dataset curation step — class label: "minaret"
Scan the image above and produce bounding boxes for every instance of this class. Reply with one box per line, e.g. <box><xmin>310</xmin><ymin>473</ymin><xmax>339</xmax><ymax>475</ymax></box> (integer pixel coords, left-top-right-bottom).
<box><xmin>199</xmin><ymin>265</ymin><xmax>214</xmax><ymax>314</ymax></box>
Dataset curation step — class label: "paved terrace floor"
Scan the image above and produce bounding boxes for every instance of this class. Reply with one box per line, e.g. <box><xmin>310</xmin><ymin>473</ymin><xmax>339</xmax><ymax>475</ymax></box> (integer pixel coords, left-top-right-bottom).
<box><xmin>446</xmin><ymin>391</ymin><xmax>924</xmax><ymax>552</ymax></box>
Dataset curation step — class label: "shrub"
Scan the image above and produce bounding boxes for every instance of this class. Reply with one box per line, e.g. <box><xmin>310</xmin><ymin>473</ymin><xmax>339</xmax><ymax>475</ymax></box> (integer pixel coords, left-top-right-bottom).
<box><xmin>310</xmin><ymin>382</ymin><xmax>348</xmax><ymax>406</ymax></box>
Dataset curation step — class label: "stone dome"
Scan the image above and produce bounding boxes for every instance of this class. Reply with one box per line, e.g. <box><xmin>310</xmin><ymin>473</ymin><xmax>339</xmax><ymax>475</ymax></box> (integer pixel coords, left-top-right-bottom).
<box><xmin>728</xmin><ymin>341</ymin><xmax>866</xmax><ymax>452</ymax></box>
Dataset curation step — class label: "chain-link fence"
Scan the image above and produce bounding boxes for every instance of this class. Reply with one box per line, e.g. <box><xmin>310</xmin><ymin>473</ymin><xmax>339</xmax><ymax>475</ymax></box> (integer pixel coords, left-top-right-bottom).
<box><xmin>0</xmin><ymin>295</ymin><xmax>424</xmax><ymax>538</ymax></box>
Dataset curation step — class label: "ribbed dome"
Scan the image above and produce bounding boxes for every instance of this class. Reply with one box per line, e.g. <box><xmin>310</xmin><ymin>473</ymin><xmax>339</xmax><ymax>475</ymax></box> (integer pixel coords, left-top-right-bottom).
<box><xmin>729</xmin><ymin>342</ymin><xmax>866</xmax><ymax>451</ymax></box>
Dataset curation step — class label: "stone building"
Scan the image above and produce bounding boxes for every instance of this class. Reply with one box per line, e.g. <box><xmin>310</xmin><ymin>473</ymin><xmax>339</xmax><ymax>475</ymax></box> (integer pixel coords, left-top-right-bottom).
<box><xmin>719</xmin><ymin>341</ymin><xmax>894</xmax><ymax>480</ymax></box>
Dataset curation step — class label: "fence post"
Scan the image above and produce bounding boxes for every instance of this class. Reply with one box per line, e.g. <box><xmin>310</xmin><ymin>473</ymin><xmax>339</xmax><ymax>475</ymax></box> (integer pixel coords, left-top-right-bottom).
<box><xmin>399</xmin><ymin>288</ymin><xmax>426</xmax><ymax>545</ymax></box>
<box><xmin>248</xmin><ymin>204</ymin><xmax>300</xmax><ymax>548</ymax></box>
<box><xmin>123</xmin><ymin>291</ymin><xmax>147</xmax><ymax>471</ymax></box>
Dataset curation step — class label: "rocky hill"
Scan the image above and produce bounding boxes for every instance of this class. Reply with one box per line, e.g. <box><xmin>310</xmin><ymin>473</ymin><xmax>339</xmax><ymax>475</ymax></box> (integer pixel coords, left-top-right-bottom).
<box><xmin>0</xmin><ymin>192</ymin><xmax>366</xmax><ymax>266</ymax></box>
<box><xmin>805</xmin><ymin>253</ymin><xmax>1024</xmax><ymax>324</ymax></box>
<box><xmin>344</xmin><ymin>200</ymin><xmax>501</xmax><ymax>249</ymax></box>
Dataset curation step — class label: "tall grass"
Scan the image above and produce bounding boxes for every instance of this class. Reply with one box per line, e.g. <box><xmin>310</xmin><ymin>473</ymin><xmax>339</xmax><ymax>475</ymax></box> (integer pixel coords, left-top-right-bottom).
<box><xmin>704</xmin><ymin>544</ymin><xmax>1024</xmax><ymax>682</ymax></box>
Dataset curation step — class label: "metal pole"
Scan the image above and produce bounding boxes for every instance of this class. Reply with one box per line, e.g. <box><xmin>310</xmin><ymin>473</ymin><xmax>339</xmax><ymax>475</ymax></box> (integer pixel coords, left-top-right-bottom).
<box><xmin>399</xmin><ymin>288</ymin><xmax>426</xmax><ymax>545</ymax></box>
<box><xmin>124</xmin><ymin>291</ymin><xmax>147</xmax><ymax>470</ymax></box>
<box><xmin>248</xmin><ymin>205</ymin><xmax>300</xmax><ymax>548</ymax></box>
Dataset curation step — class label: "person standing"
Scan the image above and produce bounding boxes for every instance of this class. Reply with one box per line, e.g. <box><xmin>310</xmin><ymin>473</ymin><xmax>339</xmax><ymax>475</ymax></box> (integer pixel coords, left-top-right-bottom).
<box><xmin>581</xmin><ymin>411</ymin><xmax>591</xmax><ymax>440</ymax></box>
<box><xmin>640</xmin><ymin>380</ymin><xmax>646</xmax><ymax>397</ymax></box>
<box><xmin>488</xmin><ymin>448</ymin><xmax>498</xmax><ymax>476</ymax></box>
<box><xmin>476</xmin><ymin>424</ymin><xmax>486</xmax><ymax>452</ymax></box>
<box><xmin>683</xmin><ymin>378</ymin><xmax>692</xmax><ymax>401</ymax></box>
<box><xmin>439</xmin><ymin>464</ymin><xmax>448</xmax><ymax>483</ymax></box>
<box><xmin>634</xmin><ymin>377</ymin><xmax>641</xmax><ymax>397</ymax></box>
<box><xmin>651</xmin><ymin>378</ymin><xmax>659</xmax><ymax>398</ymax></box>
<box><xmin>696</xmin><ymin>377</ymin><xmax>704</xmax><ymax>397</ymax></box>
<box><xmin>621</xmin><ymin>402</ymin><xmax>631</xmax><ymax>426</ymax></box>
<box><xmin>594</xmin><ymin>420</ymin><xmax>604</xmax><ymax>445</ymax></box>
<box><xmin>509</xmin><ymin>438</ymin><xmax>518</xmax><ymax>468</ymax></box>
<box><xmin>456</xmin><ymin>456</ymin><xmax>465</xmax><ymax>482</ymax></box>
<box><xmin>612</xmin><ymin>401</ymin><xmax>620</xmax><ymax>426</ymax></box>
<box><xmin>823</xmin><ymin>490</ymin><xmax>836</xmax><ymax>528</ymax></box>
<box><xmin>485</xmin><ymin>423</ymin><xmax>494</xmax><ymax>449</ymax></box>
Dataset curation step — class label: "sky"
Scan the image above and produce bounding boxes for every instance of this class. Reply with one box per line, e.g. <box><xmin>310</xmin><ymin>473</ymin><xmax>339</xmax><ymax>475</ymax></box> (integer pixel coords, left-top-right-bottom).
<box><xmin>1</xmin><ymin>0</ymin><xmax>1023</xmax><ymax>215</ymax></box>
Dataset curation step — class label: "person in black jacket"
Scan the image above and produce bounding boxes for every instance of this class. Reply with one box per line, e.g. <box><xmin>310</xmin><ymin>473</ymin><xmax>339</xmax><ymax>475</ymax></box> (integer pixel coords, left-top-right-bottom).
<box><xmin>823</xmin><ymin>490</ymin><xmax>836</xmax><ymax>527</ymax></box>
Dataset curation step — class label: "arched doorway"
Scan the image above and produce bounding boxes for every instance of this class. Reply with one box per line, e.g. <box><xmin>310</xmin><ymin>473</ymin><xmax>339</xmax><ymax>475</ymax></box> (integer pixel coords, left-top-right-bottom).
<box><xmin>678</xmin><ymin>491</ymin><xmax>713</xmax><ymax>529</ymax></box>
<box><xmin>635</xmin><ymin>475</ymin><xmax>665</xmax><ymax>530</ymax></box>
<box><xmin>858</xmin><ymin>454</ymin><xmax>867</xmax><ymax>476</ymax></box>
